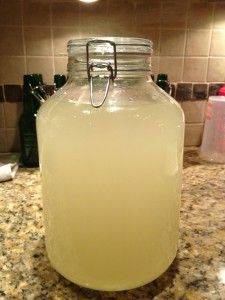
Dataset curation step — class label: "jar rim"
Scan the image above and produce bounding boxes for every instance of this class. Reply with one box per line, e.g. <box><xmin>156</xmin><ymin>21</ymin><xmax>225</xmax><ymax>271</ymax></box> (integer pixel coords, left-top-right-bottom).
<box><xmin>68</xmin><ymin>37</ymin><xmax>152</xmax><ymax>48</ymax></box>
<box><xmin>67</xmin><ymin>37</ymin><xmax>153</xmax><ymax>56</ymax></box>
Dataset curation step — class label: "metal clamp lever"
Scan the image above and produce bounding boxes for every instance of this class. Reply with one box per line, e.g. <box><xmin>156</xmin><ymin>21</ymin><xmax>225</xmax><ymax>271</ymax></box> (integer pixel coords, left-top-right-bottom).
<box><xmin>86</xmin><ymin>40</ymin><xmax>117</xmax><ymax>108</ymax></box>
<box><xmin>88</xmin><ymin>63</ymin><xmax>114</xmax><ymax>108</ymax></box>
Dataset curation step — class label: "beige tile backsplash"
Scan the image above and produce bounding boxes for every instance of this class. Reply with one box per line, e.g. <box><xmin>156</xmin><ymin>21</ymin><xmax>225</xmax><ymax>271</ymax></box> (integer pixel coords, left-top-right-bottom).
<box><xmin>23</xmin><ymin>0</ymin><xmax>51</xmax><ymax>27</ymax></box>
<box><xmin>160</xmin><ymin>30</ymin><xmax>186</xmax><ymax>56</ymax></box>
<box><xmin>207</xmin><ymin>58</ymin><xmax>225</xmax><ymax>82</ymax></box>
<box><xmin>0</xmin><ymin>104</ymin><xmax>5</xmax><ymax>128</ymax></box>
<box><xmin>26</xmin><ymin>56</ymin><xmax>54</xmax><ymax>84</ymax></box>
<box><xmin>0</xmin><ymin>129</ymin><xmax>7</xmax><ymax>153</ymax></box>
<box><xmin>0</xmin><ymin>0</ymin><xmax>22</xmax><ymax>26</ymax></box>
<box><xmin>0</xmin><ymin>27</ymin><xmax>24</xmax><ymax>56</ymax></box>
<box><xmin>181</xmin><ymin>101</ymin><xmax>207</xmax><ymax>124</ymax></box>
<box><xmin>210</xmin><ymin>30</ymin><xmax>225</xmax><ymax>56</ymax></box>
<box><xmin>1</xmin><ymin>0</ymin><xmax>225</xmax><ymax>85</ymax></box>
<box><xmin>1</xmin><ymin>56</ymin><xmax>26</xmax><ymax>85</ymax></box>
<box><xmin>5</xmin><ymin>128</ymin><xmax>21</xmax><ymax>152</ymax></box>
<box><xmin>4</xmin><ymin>103</ymin><xmax>23</xmax><ymax>128</ymax></box>
<box><xmin>214</xmin><ymin>2</ymin><xmax>225</xmax><ymax>29</ymax></box>
<box><xmin>185</xmin><ymin>30</ymin><xmax>211</xmax><ymax>56</ymax></box>
<box><xmin>161</xmin><ymin>2</ymin><xmax>187</xmax><ymax>29</ymax></box>
<box><xmin>52</xmin><ymin>1</ymin><xmax>80</xmax><ymax>27</ymax></box>
<box><xmin>135</xmin><ymin>1</ymin><xmax>161</xmax><ymax>28</ymax></box>
<box><xmin>183</xmin><ymin>58</ymin><xmax>208</xmax><ymax>82</ymax></box>
<box><xmin>24</xmin><ymin>27</ymin><xmax>52</xmax><ymax>56</ymax></box>
<box><xmin>187</xmin><ymin>2</ymin><xmax>214</xmax><ymax>29</ymax></box>
<box><xmin>159</xmin><ymin>57</ymin><xmax>183</xmax><ymax>82</ymax></box>
<box><xmin>53</xmin><ymin>27</ymin><xmax>80</xmax><ymax>55</ymax></box>
<box><xmin>54</xmin><ymin>57</ymin><xmax>68</xmax><ymax>74</ymax></box>
<box><xmin>184</xmin><ymin>123</ymin><xmax>204</xmax><ymax>146</ymax></box>
<box><xmin>1</xmin><ymin>0</ymin><xmax>225</xmax><ymax>152</ymax></box>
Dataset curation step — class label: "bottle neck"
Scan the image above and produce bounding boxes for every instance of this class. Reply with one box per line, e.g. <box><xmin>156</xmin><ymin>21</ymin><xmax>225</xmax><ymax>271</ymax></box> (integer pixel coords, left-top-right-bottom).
<box><xmin>23</xmin><ymin>88</ymin><xmax>40</xmax><ymax>115</ymax></box>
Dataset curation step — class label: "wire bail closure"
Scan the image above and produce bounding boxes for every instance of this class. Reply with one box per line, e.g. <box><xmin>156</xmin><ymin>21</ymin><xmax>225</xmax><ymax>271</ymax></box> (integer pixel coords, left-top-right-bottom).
<box><xmin>86</xmin><ymin>40</ymin><xmax>117</xmax><ymax>108</ymax></box>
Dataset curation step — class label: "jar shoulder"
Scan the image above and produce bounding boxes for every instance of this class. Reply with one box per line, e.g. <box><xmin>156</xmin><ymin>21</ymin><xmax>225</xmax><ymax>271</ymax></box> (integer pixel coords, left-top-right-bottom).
<box><xmin>37</xmin><ymin>79</ymin><xmax>184</xmax><ymax>123</ymax></box>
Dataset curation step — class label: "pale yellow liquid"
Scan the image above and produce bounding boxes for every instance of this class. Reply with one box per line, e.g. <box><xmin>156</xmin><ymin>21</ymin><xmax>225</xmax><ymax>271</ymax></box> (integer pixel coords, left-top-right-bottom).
<box><xmin>37</xmin><ymin>96</ymin><xmax>184</xmax><ymax>291</ymax></box>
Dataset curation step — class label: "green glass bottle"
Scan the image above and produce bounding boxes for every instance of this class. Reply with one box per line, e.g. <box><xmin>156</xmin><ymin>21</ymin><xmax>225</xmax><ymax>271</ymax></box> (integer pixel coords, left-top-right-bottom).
<box><xmin>19</xmin><ymin>74</ymin><xmax>40</xmax><ymax>167</ymax></box>
<box><xmin>54</xmin><ymin>74</ymin><xmax>66</xmax><ymax>90</ymax></box>
<box><xmin>156</xmin><ymin>73</ymin><xmax>171</xmax><ymax>94</ymax></box>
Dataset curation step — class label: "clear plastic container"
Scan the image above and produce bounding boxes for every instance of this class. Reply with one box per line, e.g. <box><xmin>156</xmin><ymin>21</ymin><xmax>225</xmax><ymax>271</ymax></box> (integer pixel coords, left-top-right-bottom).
<box><xmin>36</xmin><ymin>37</ymin><xmax>184</xmax><ymax>291</ymax></box>
<box><xmin>200</xmin><ymin>96</ymin><xmax>225</xmax><ymax>163</ymax></box>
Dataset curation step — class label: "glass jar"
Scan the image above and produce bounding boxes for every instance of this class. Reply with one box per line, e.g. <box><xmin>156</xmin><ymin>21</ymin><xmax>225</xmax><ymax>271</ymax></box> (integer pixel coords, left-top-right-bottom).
<box><xmin>37</xmin><ymin>37</ymin><xmax>184</xmax><ymax>291</ymax></box>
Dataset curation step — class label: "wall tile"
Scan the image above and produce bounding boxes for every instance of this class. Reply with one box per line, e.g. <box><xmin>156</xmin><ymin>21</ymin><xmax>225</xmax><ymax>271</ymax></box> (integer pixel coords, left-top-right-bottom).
<box><xmin>5</xmin><ymin>128</ymin><xmax>21</xmax><ymax>152</ymax></box>
<box><xmin>176</xmin><ymin>83</ymin><xmax>192</xmax><ymax>101</ymax></box>
<box><xmin>160</xmin><ymin>30</ymin><xmax>185</xmax><ymax>56</ymax></box>
<box><xmin>183</xmin><ymin>58</ymin><xmax>208</xmax><ymax>82</ymax></box>
<box><xmin>184</xmin><ymin>123</ymin><xmax>204</xmax><ymax>146</ymax></box>
<box><xmin>23</xmin><ymin>0</ymin><xmax>50</xmax><ymax>26</ymax></box>
<box><xmin>80</xmin><ymin>25</ymin><xmax>111</xmax><ymax>38</ymax></box>
<box><xmin>27</xmin><ymin>57</ymin><xmax>54</xmax><ymax>85</ymax></box>
<box><xmin>193</xmin><ymin>84</ymin><xmax>208</xmax><ymax>100</ymax></box>
<box><xmin>106</xmin><ymin>24</ymin><xmax>136</xmax><ymax>38</ymax></box>
<box><xmin>0</xmin><ymin>27</ymin><xmax>24</xmax><ymax>56</ymax></box>
<box><xmin>54</xmin><ymin>57</ymin><xmax>68</xmax><ymax>75</ymax></box>
<box><xmin>52</xmin><ymin>1</ymin><xmax>80</xmax><ymax>27</ymax></box>
<box><xmin>4</xmin><ymin>85</ymin><xmax>22</xmax><ymax>102</ymax></box>
<box><xmin>210</xmin><ymin>30</ymin><xmax>225</xmax><ymax>56</ymax></box>
<box><xmin>24</xmin><ymin>27</ymin><xmax>52</xmax><ymax>56</ymax></box>
<box><xmin>214</xmin><ymin>3</ymin><xmax>225</xmax><ymax>29</ymax></box>
<box><xmin>185</xmin><ymin>30</ymin><xmax>211</xmax><ymax>56</ymax></box>
<box><xmin>188</xmin><ymin>2</ymin><xmax>214</xmax><ymax>29</ymax></box>
<box><xmin>0</xmin><ymin>0</ymin><xmax>22</xmax><ymax>26</ymax></box>
<box><xmin>161</xmin><ymin>2</ymin><xmax>187</xmax><ymax>29</ymax></box>
<box><xmin>4</xmin><ymin>102</ymin><xmax>23</xmax><ymax>128</ymax></box>
<box><xmin>0</xmin><ymin>103</ymin><xmax>5</xmax><ymax>128</ymax></box>
<box><xmin>181</xmin><ymin>100</ymin><xmax>207</xmax><ymax>123</ymax></box>
<box><xmin>136</xmin><ymin>1</ymin><xmax>161</xmax><ymax>28</ymax></box>
<box><xmin>209</xmin><ymin>83</ymin><xmax>224</xmax><ymax>96</ymax></box>
<box><xmin>0</xmin><ymin>129</ymin><xmax>7</xmax><ymax>152</ymax></box>
<box><xmin>53</xmin><ymin>27</ymin><xmax>80</xmax><ymax>56</ymax></box>
<box><xmin>107</xmin><ymin>0</ymin><xmax>135</xmax><ymax>36</ymax></box>
<box><xmin>135</xmin><ymin>29</ymin><xmax>160</xmax><ymax>56</ymax></box>
<box><xmin>159</xmin><ymin>57</ymin><xmax>183</xmax><ymax>82</ymax></box>
<box><xmin>80</xmin><ymin>1</ymin><xmax>107</xmax><ymax>29</ymax></box>
<box><xmin>207</xmin><ymin>58</ymin><xmax>225</xmax><ymax>82</ymax></box>
<box><xmin>1</xmin><ymin>57</ymin><xmax>25</xmax><ymax>85</ymax></box>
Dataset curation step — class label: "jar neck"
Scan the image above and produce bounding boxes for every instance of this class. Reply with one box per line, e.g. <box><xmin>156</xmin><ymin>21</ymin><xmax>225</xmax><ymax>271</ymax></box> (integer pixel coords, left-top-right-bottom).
<box><xmin>67</xmin><ymin>55</ymin><xmax>152</xmax><ymax>80</ymax></box>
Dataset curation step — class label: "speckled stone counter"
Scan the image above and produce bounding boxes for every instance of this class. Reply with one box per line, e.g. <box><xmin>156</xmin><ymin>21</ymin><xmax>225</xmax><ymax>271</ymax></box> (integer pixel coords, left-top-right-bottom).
<box><xmin>0</xmin><ymin>150</ymin><xmax>225</xmax><ymax>300</ymax></box>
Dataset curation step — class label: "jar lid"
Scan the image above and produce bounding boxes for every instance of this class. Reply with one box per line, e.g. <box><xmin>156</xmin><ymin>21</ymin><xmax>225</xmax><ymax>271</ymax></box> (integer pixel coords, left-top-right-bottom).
<box><xmin>67</xmin><ymin>37</ymin><xmax>153</xmax><ymax>56</ymax></box>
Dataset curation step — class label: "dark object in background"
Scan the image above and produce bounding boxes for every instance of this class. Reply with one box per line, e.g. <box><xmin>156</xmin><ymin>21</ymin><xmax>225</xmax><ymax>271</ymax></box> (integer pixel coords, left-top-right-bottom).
<box><xmin>54</xmin><ymin>74</ymin><xmax>66</xmax><ymax>90</ymax></box>
<box><xmin>19</xmin><ymin>74</ymin><xmax>41</xmax><ymax>167</ymax></box>
<box><xmin>156</xmin><ymin>73</ymin><xmax>171</xmax><ymax>94</ymax></box>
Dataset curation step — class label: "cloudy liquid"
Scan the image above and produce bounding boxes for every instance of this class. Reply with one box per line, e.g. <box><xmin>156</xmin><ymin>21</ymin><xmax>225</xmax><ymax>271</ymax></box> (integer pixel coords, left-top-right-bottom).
<box><xmin>37</xmin><ymin>99</ymin><xmax>183</xmax><ymax>291</ymax></box>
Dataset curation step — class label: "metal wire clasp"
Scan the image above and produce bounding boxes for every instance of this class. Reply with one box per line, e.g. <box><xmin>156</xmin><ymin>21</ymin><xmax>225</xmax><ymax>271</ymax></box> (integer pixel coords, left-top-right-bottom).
<box><xmin>86</xmin><ymin>40</ymin><xmax>117</xmax><ymax>108</ymax></box>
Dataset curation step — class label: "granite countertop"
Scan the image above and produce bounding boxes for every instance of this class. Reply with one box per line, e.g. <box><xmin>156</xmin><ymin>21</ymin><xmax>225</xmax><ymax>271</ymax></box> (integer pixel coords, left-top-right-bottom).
<box><xmin>0</xmin><ymin>150</ymin><xmax>225</xmax><ymax>300</ymax></box>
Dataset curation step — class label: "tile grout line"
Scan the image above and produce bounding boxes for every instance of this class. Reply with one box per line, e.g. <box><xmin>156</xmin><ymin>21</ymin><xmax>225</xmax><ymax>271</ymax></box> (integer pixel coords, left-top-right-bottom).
<box><xmin>206</xmin><ymin>2</ymin><xmax>216</xmax><ymax>83</ymax></box>
<box><xmin>182</xmin><ymin>2</ymin><xmax>190</xmax><ymax>85</ymax></box>
<box><xmin>21</xmin><ymin>0</ymin><xmax>27</xmax><ymax>74</ymax></box>
<box><xmin>157</xmin><ymin>1</ymin><xmax>163</xmax><ymax>76</ymax></box>
<box><xmin>50</xmin><ymin>0</ymin><xmax>56</xmax><ymax>76</ymax></box>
